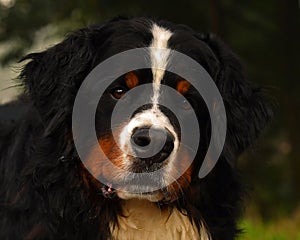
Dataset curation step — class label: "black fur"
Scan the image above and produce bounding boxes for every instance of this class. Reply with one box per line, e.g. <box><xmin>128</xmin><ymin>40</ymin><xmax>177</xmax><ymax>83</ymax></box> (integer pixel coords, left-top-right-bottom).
<box><xmin>0</xmin><ymin>17</ymin><xmax>272</xmax><ymax>240</ymax></box>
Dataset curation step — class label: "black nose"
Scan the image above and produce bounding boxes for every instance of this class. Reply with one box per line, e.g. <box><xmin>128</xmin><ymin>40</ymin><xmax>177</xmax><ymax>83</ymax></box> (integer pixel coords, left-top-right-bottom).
<box><xmin>131</xmin><ymin>127</ymin><xmax>174</xmax><ymax>166</ymax></box>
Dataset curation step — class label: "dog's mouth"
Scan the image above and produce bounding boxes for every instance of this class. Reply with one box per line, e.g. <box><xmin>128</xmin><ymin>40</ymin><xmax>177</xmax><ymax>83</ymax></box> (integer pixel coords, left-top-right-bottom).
<box><xmin>101</xmin><ymin>184</ymin><xmax>177</xmax><ymax>203</ymax></box>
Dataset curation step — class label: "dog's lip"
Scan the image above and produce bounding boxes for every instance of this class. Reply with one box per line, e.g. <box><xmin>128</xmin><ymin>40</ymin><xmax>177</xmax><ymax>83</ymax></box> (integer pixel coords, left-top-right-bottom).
<box><xmin>101</xmin><ymin>184</ymin><xmax>177</xmax><ymax>203</ymax></box>
<box><xmin>116</xmin><ymin>188</ymin><xmax>160</xmax><ymax>195</ymax></box>
<box><xmin>115</xmin><ymin>188</ymin><xmax>165</xmax><ymax>202</ymax></box>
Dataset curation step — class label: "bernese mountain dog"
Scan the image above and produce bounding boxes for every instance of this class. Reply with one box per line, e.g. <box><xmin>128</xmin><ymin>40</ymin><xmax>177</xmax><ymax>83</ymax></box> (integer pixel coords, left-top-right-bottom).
<box><xmin>0</xmin><ymin>17</ymin><xmax>272</xmax><ymax>240</ymax></box>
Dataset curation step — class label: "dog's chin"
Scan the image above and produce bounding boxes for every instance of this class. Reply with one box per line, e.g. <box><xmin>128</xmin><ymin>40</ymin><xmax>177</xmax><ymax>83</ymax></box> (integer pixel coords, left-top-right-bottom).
<box><xmin>116</xmin><ymin>190</ymin><xmax>164</xmax><ymax>202</ymax></box>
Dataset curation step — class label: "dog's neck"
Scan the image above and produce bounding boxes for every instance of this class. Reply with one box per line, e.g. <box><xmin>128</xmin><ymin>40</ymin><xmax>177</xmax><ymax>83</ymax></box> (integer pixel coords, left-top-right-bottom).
<box><xmin>110</xmin><ymin>199</ymin><xmax>210</xmax><ymax>240</ymax></box>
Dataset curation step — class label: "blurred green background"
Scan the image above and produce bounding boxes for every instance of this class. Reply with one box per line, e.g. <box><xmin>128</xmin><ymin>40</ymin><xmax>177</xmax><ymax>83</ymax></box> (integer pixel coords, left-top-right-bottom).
<box><xmin>0</xmin><ymin>1</ymin><xmax>299</xmax><ymax>239</ymax></box>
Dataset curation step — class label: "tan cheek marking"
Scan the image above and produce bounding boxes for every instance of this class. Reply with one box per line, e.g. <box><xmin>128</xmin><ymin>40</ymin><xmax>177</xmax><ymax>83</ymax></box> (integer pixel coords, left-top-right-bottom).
<box><xmin>99</xmin><ymin>136</ymin><xmax>123</xmax><ymax>167</ymax></box>
<box><xmin>177</xmin><ymin>80</ymin><xmax>191</xmax><ymax>94</ymax></box>
<box><xmin>125</xmin><ymin>72</ymin><xmax>139</xmax><ymax>89</ymax></box>
<box><xmin>84</xmin><ymin>128</ymin><xmax>125</xmax><ymax>181</ymax></box>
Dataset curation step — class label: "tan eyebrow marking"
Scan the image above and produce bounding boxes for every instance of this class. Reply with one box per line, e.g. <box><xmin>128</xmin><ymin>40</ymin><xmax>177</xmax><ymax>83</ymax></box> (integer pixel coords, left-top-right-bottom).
<box><xmin>125</xmin><ymin>72</ymin><xmax>139</xmax><ymax>89</ymax></box>
<box><xmin>176</xmin><ymin>80</ymin><xmax>191</xmax><ymax>94</ymax></box>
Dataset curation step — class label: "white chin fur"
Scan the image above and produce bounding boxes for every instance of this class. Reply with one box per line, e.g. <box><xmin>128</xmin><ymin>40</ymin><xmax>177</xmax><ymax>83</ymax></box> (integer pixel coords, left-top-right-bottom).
<box><xmin>116</xmin><ymin>190</ymin><xmax>164</xmax><ymax>202</ymax></box>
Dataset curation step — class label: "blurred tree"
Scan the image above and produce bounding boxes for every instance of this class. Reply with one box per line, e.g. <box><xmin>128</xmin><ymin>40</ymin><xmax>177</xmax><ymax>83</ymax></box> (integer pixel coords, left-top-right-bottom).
<box><xmin>278</xmin><ymin>0</ymin><xmax>300</xmax><ymax>201</ymax></box>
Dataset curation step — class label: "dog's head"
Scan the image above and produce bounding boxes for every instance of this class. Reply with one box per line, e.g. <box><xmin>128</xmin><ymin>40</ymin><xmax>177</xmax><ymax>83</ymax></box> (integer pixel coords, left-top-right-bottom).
<box><xmin>20</xmin><ymin>17</ymin><xmax>272</xmax><ymax>204</ymax></box>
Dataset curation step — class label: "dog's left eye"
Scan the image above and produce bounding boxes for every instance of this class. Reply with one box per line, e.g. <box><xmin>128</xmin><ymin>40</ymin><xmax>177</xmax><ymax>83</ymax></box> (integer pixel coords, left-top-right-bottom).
<box><xmin>110</xmin><ymin>87</ymin><xmax>127</xmax><ymax>99</ymax></box>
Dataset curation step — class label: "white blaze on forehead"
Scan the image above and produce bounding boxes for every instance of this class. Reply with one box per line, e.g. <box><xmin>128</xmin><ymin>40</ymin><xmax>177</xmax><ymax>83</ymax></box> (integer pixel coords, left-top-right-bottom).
<box><xmin>117</xmin><ymin>23</ymin><xmax>179</xmax><ymax>177</ymax></box>
<box><xmin>150</xmin><ymin>24</ymin><xmax>173</xmax><ymax>105</ymax></box>
<box><xmin>119</xmin><ymin>24</ymin><xmax>176</xmax><ymax>155</ymax></box>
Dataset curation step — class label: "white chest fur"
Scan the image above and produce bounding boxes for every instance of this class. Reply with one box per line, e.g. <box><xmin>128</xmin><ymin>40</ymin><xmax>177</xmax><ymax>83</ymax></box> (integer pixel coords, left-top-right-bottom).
<box><xmin>110</xmin><ymin>199</ymin><xmax>210</xmax><ymax>240</ymax></box>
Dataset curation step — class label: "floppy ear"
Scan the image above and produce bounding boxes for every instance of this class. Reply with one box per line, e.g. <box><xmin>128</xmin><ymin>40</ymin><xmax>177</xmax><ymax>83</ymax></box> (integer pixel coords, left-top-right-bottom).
<box><xmin>199</xmin><ymin>34</ymin><xmax>272</xmax><ymax>165</ymax></box>
<box><xmin>19</xmin><ymin>27</ymin><xmax>102</xmax><ymax>135</ymax></box>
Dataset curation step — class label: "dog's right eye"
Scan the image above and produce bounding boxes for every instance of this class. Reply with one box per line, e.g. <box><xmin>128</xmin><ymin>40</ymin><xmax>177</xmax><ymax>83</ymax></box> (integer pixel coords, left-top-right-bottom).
<box><xmin>110</xmin><ymin>86</ymin><xmax>127</xmax><ymax>99</ymax></box>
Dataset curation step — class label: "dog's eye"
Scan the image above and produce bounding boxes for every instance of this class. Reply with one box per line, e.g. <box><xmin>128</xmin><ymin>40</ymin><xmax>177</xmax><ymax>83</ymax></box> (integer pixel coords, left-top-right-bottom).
<box><xmin>111</xmin><ymin>87</ymin><xmax>127</xmax><ymax>99</ymax></box>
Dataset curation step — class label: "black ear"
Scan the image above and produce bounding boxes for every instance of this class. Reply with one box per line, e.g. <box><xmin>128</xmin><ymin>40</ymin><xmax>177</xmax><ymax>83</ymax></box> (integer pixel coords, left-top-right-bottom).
<box><xmin>19</xmin><ymin>27</ymin><xmax>103</xmax><ymax>134</ymax></box>
<box><xmin>200</xmin><ymin>34</ymin><xmax>272</xmax><ymax>165</ymax></box>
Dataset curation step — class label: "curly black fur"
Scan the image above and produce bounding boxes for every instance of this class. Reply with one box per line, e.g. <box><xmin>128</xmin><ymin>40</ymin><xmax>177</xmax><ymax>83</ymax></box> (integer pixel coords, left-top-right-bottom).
<box><xmin>0</xmin><ymin>17</ymin><xmax>272</xmax><ymax>240</ymax></box>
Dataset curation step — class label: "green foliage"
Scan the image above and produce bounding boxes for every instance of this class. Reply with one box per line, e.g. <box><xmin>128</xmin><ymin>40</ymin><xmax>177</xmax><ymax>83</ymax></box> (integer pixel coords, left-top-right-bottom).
<box><xmin>239</xmin><ymin>218</ymin><xmax>300</xmax><ymax>240</ymax></box>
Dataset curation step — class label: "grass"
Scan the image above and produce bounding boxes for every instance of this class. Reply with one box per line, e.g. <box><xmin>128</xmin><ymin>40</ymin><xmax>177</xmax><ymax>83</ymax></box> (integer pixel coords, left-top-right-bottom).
<box><xmin>238</xmin><ymin>217</ymin><xmax>300</xmax><ymax>240</ymax></box>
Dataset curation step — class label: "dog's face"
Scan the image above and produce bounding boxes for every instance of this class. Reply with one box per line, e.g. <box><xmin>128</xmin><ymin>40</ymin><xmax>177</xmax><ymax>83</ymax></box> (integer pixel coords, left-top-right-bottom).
<box><xmin>21</xmin><ymin>17</ymin><xmax>271</xmax><ymax>204</ymax></box>
<box><xmin>91</xmin><ymin>69</ymin><xmax>206</xmax><ymax>202</ymax></box>
<box><xmin>83</xmin><ymin>23</ymin><xmax>213</xmax><ymax>202</ymax></box>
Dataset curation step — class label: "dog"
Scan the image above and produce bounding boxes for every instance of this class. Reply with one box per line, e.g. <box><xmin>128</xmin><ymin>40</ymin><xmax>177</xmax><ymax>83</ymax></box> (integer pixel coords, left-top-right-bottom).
<box><xmin>0</xmin><ymin>17</ymin><xmax>272</xmax><ymax>240</ymax></box>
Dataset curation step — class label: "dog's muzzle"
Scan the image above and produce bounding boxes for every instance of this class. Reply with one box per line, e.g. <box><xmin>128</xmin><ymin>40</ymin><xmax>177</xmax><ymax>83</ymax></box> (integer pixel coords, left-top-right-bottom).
<box><xmin>131</xmin><ymin>126</ymin><xmax>174</xmax><ymax>167</ymax></box>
